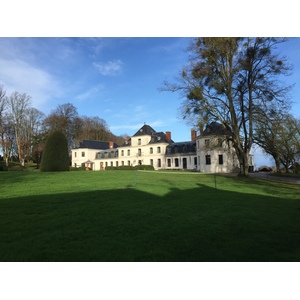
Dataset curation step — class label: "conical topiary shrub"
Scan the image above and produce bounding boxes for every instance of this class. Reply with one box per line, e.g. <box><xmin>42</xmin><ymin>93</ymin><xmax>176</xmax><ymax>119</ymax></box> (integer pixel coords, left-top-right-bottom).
<box><xmin>40</xmin><ymin>131</ymin><xmax>70</xmax><ymax>172</ymax></box>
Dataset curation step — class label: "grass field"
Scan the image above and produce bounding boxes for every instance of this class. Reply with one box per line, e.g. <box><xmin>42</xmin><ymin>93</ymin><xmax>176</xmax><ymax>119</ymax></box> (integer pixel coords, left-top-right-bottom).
<box><xmin>1</xmin><ymin>169</ymin><xmax>300</xmax><ymax>262</ymax></box>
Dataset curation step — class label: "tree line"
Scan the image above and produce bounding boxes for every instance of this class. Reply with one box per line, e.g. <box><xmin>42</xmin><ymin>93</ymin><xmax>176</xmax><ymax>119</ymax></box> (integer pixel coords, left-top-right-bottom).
<box><xmin>162</xmin><ymin>37</ymin><xmax>300</xmax><ymax>175</ymax></box>
<box><xmin>0</xmin><ymin>85</ymin><xmax>126</xmax><ymax>166</ymax></box>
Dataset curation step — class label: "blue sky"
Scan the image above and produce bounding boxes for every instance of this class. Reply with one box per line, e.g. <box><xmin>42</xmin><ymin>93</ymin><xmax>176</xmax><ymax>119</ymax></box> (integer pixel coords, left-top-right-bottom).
<box><xmin>1</xmin><ymin>37</ymin><xmax>300</xmax><ymax>167</ymax></box>
<box><xmin>0</xmin><ymin>37</ymin><xmax>191</xmax><ymax>138</ymax></box>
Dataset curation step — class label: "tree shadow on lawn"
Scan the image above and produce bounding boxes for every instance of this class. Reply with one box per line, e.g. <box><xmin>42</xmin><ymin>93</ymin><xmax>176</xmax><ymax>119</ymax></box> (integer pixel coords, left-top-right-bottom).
<box><xmin>1</xmin><ymin>183</ymin><xmax>300</xmax><ymax>262</ymax></box>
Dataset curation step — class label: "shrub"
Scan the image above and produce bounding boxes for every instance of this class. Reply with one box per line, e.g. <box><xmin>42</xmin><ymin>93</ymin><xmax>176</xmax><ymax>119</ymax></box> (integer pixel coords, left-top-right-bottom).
<box><xmin>40</xmin><ymin>131</ymin><xmax>70</xmax><ymax>172</ymax></box>
<box><xmin>135</xmin><ymin>165</ymin><xmax>155</xmax><ymax>170</ymax></box>
<box><xmin>70</xmin><ymin>166</ymin><xmax>86</xmax><ymax>171</ymax></box>
<box><xmin>0</xmin><ymin>165</ymin><xmax>8</xmax><ymax>171</ymax></box>
<box><xmin>105</xmin><ymin>165</ymin><xmax>155</xmax><ymax>171</ymax></box>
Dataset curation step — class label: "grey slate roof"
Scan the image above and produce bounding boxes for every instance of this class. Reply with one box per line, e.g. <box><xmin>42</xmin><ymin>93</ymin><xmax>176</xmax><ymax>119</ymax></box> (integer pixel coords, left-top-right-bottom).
<box><xmin>133</xmin><ymin>124</ymin><xmax>156</xmax><ymax>137</ymax></box>
<box><xmin>74</xmin><ymin>140</ymin><xmax>118</xmax><ymax>150</ymax></box>
<box><xmin>149</xmin><ymin>132</ymin><xmax>174</xmax><ymax>144</ymax></box>
<box><xmin>166</xmin><ymin>141</ymin><xmax>196</xmax><ymax>155</ymax></box>
<box><xmin>131</xmin><ymin>124</ymin><xmax>174</xmax><ymax>144</ymax></box>
<box><xmin>202</xmin><ymin>122</ymin><xmax>230</xmax><ymax>137</ymax></box>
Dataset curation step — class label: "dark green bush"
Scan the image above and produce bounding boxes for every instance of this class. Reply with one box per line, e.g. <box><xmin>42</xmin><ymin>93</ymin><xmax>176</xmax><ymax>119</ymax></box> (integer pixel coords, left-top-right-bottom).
<box><xmin>70</xmin><ymin>166</ymin><xmax>86</xmax><ymax>171</ymax></box>
<box><xmin>40</xmin><ymin>131</ymin><xmax>70</xmax><ymax>172</ymax></box>
<box><xmin>135</xmin><ymin>165</ymin><xmax>155</xmax><ymax>170</ymax></box>
<box><xmin>105</xmin><ymin>165</ymin><xmax>154</xmax><ymax>171</ymax></box>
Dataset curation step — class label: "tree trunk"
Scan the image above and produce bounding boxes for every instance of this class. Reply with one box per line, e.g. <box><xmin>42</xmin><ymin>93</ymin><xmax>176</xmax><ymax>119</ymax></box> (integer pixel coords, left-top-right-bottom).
<box><xmin>20</xmin><ymin>158</ymin><xmax>25</xmax><ymax>167</ymax></box>
<box><xmin>274</xmin><ymin>156</ymin><xmax>281</xmax><ymax>173</ymax></box>
<box><xmin>237</xmin><ymin>151</ymin><xmax>249</xmax><ymax>177</ymax></box>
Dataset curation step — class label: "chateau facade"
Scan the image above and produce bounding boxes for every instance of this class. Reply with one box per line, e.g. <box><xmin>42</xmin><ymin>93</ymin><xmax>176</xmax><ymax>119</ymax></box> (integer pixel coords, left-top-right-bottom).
<box><xmin>71</xmin><ymin>122</ymin><xmax>254</xmax><ymax>173</ymax></box>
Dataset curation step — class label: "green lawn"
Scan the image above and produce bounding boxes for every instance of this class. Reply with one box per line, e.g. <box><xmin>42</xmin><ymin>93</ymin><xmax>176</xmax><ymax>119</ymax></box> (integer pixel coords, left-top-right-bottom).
<box><xmin>0</xmin><ymin>170</ymin><xmax>300</xmax><ymax>261</ymax></box>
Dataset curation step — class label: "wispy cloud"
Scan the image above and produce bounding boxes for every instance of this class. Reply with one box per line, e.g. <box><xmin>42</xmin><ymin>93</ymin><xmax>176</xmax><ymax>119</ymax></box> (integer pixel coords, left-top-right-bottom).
<box><xmin>0</xmin><ymin>57</ymin><xmax>61</xmax><ymax>109</ymax></box>
<box><xmin>110</xmin><ymin>123</ymin><xmax>145</xmax><ymax>131</ymax></box>
<box><xmin>93</xmin><ymin>59</ymin><xmax>123</xmax><ymax>76</ymax></box>
<box><xmin>75</xmin><ymin>84</ymin><xmax>105</xmax><ymax>101</ymax></box>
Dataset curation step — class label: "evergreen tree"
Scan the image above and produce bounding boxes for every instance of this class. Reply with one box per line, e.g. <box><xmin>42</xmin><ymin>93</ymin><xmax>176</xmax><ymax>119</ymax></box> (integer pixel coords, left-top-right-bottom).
<box><xmin>40</xmin><ymin>131</ymin><xmax>69</xmax><ymax>172</ymax></box>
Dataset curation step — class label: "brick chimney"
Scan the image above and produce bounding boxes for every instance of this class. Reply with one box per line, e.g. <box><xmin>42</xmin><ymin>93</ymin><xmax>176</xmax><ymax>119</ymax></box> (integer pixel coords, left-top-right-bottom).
<box><xmin>166</xmin><ymin>131</ymin><xmax>171</xmax><ymax>142</ymax></box>
<box><xmin>191</xmin><ymin>129</ymin><xmax>197</xmax><ymax>142</ymax></box>
<box><xmin>109</xmin><ymin>141</ymin><xmax>114</xmax><ymax>149</ymax></box>
<box><xmin>126</xmin><ymin>136</ymin><xmax>130</xmax><ymax>141</ymax></box>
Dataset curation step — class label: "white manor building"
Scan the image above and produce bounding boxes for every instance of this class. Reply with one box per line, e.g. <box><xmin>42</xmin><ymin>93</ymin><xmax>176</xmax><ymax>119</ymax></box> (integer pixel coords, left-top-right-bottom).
<box><xmin>71</xmin><ymin>122</ymin><xmax>254</xmax><ymax>173</ymax></box>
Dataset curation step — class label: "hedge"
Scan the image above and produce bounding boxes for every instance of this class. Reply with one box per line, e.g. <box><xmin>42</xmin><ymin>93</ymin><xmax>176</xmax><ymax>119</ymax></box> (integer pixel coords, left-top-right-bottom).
<box><xmin>105</xmin><ymin>165</ymin><xmax>154</xmax><ymax>171</ymax></box>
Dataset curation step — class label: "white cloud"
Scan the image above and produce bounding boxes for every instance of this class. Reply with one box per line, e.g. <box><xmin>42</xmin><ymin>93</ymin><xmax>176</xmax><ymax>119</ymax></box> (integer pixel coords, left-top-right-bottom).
<box><xmin>0</xmin><ymin>57</ymin><xmax>61</xmax><ymax>110</ymax></box>
<box><xmin>93</xmin><ymin>59</ymin><xmax>123</xmax><ymax>76</ymax></box>
<box><xmin>150</xmin><ymin>120</ymin><xmax>164</xmax><ymax>127</ymax></box>
<box><xmin>110</xmin><ymin>123</ymin><xmax>145</xmax><ymax>131</ymax></box>
<box><xmin>75</xmin><ymin>84</ymin><xmax>105</xmax><ymax>101</ymax></box>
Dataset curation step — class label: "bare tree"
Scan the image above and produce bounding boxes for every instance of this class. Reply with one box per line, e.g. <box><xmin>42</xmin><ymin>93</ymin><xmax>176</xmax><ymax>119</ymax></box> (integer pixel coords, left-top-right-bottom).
<box><xmin>24</xmin><ymin>108</ymin><xmax>45</xmax><ymax>159</ymax></box>
<box><xmin>75</xmin><ymin>115</ymin><xmax>111</xmax><ymax>142</ymax></box>
<box><xmin>0</xmin><ymin>85</ymin><xmax>9</xmax><ymax>165</ymax></box>
<box><xmin>255</xmin><ymin>113</ymin><xmax>300</xmax><ymax>173</ymax></box>
<box><xmin>162</xmin><ymin>37</ymin><xmax>293</xmax><ymax>176</ymax></box>
<box><xmin>8</xmin><ymin>91</ymin><xmax>32</xmax><ymax>166</ymax></box>
<box><xmin>44</xmin><ymin>103</ymin><xmax>78</xmax><ymax>149</ymax></box>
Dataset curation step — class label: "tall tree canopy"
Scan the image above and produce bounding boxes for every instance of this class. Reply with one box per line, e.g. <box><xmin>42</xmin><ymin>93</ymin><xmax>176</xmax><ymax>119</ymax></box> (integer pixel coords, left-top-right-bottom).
<box><xmin>255</xmin><ymin>113</ymin><xmax>300</xmax><ymax>173</ymax></box>
<box><xmin>44</xmin><ymin>102</ymin><xmax>79</xmax><ymax>149</ymax></box>
<box><xmin>163</xmin><ymin>37</ymin><xmax>293</xmax><ymax>176</ymax></box>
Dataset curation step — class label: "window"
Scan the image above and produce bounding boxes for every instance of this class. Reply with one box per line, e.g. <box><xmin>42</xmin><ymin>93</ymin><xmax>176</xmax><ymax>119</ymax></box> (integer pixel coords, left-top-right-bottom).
<box><xmin>167</xmin><ymin>159</ymin><xmax>171</xmax><ymax>167</ymax></box>
<box><xmin>157</xmin><ymin>159</ymin><xmax>161</xmax><ymax>167</ymax></box>
<box><xmin>150</xmin><ymin>159</ymin><xmax>153</xmax><ymax>166</ymax></box>
<box><xmin>205</xmin><ymin>139</ymin><xmax>210</xmax><ymax>146</ymax></box>
<box><xmin>81</xmin><ymin>152</ymin><xmax>85</xmax><ymax>157</ymax></box>
<box><xmin>175</xmin><ymin>158</ymin><xmax>179</xmax><ymax>167</ymax></box>
<box><xmin>138</xmin><ymin>160</ymin><xmax>142</xmax><ymax>165</ymax></box>
<box><xmin>219</xmin><ymin>154</ymin><xmax>223</xmax><ymax>165</ymax></box>
<box><xmin>105</xmin><ymin>162</ymin><xmax>108</xmax><ymax>167</ymax></box>
<box><xmin>138</xmin><ymin>149</ymin><xmax>141</xmax><ymax>156</ymax></box>
<box><xmin>138</xmin><ymin>138</ymin><xmax>141</xmax><ymax>145</ymax></box>
<box><xmin>128</xmin><ymin>160</ymin><xmax>130</xmax><ymax>166</ymax></box>
<box><xmin>121</xmin><ymin>161</ymin><xmax>124</xmax><ymax>166</ymax></box>
<box><xmin>74</xmin><ymin>152</ymin><xmax>77</xmax><ymax>157</ymax></box>
<box><xmin>150</xmin><ymin>147</ymin><xmax>153</xmax><ymax>154</ymax></box>
<box><xmin>111</xmin><ymin>161</ymin><xmax>113</xmax><ymax>167</ymax></box>
<box><xmin>194</xmin><ymin>157</ymin><xmax>197</xmax><ymax>165</ymax></box>
<box><xmin>205</xmin><ymin>155</ymin><xmax>211</xmax><ymax>165</ymax></box>
<box><xmin>121</xmin><ymin>150</ymin><xmax>124</xmax><ymax>156</ymax></box>
<box><xmin>157</xmin><ymin>147</ymin><xmax>161</xmax><ymax>153</ymax></box>
<box><xmin>127</xmin><ymin>149</ymin><xmax>130</xmax><ymax>156</ymax></box>
<box><xmin>116</xmin><ymin>162</ymin><xmax>118</xmax><ymax>167</ymax></box>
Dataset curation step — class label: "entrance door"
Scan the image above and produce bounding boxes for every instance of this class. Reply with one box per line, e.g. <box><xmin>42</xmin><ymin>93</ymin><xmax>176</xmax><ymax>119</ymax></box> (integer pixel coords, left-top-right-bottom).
<box><xmin>183</xmin><ymin>158</ymin><xmax>187</xmax><ymax>169</ymax></box>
